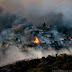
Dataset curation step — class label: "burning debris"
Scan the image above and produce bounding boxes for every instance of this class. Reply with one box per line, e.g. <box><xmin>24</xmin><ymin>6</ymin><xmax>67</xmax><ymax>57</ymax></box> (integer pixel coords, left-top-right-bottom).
<box><xmin>5</xmin><ymin>44</ymin><xmax>9</xmax><ymax>48</ymax></box>
<box><xmin>26</xmin><ymin>23</ymin><xmax>72</xmax><ymax>50</ymax></box>
<box><xmin>69</xmin><ymin>37</ymin><xmax>72</xmax><ymax>40</ymax></box>
<box><xmin>0</xmin><ymin>20</ymin><xmax>72</xmax><ymax>54</ymax></box>
<box><xmin>0</xmin><ymin>9</ymin><xmax>71</xmax><ymax>51</ymax></box>
<box><xmin>0</xmin><ymin>22</ymin><xmax>72</xmax><ymax>51</ymax></box>
<box><xmin>0</xmin><ymin>42</ymin><xmax>9</xmax><ymax>48</ymax></box>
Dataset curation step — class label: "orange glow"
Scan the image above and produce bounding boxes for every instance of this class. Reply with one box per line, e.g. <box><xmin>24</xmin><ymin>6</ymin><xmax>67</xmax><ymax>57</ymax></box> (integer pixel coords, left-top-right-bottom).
<box><xmin>5</xmin><ymin>44</ymin><xmax>9</xmax><ymax>47</ymax></box>
<box><xmin>48</xmin><ymin>47</ymin><xmax>52</xmax><ymax>50</ymax></box>
<box><xmin>69</xmin><ymin>37</ymin><xmax>72</xmax><ymax>40</ymax></box>
<box><xmin>33</xmin><ymin>36</ymin><xmax>39</xmax><ymax>43</ymax></box>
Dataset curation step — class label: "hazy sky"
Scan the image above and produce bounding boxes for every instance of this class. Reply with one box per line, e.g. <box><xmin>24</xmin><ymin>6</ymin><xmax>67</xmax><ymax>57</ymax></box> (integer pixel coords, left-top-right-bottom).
<box><xmin>0</xmin><ymin>0</ymin><xmax>72</xmax><ymax>20</ymax></box>
<box><xmin>0</xmin><ymin>0</ymin><xmax>71</xmax><ymax>13</ymax></box>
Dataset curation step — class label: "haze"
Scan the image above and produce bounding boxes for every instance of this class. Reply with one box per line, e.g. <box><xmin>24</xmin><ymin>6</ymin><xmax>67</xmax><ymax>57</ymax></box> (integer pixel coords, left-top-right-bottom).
<box><xmin>0</xmin><ymin>0</ymin><xmax>72</xmax><ymax>17</ymax></box>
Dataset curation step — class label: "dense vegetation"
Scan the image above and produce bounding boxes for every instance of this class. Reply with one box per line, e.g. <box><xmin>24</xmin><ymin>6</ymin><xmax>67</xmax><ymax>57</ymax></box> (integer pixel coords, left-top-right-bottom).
<box><xmin>0</xmin><ymin>54</ymin><xmax>72</xmax><ymax>72</ymax></box>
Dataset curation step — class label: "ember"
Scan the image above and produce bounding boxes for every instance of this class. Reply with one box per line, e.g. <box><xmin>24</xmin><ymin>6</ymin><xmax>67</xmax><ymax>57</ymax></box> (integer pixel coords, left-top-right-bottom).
<box><xmin>5</xmin><ymin>44</ymin><xmax>9</xmax><ymax>47</ymax></box>
<box><xmin>33</xmin><ymin>36</ymin><xmax>39</xmax><ymax>44</ymax></box>
<box><xmin>69</xmin><ymin>37</ymin><xmax>72</xmax><ymax>40</ymax></box>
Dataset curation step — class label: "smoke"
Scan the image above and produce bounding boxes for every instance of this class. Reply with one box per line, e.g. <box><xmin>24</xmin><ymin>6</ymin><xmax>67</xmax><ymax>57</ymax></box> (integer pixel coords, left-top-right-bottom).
<box><xmin>0</xmin><ymin>0</ymin><xmax>72</xmax><ymax>20</ymax></box>
<box><xmin>0</xmin><ymin>0</ymin><xmax>72</xmax><ymax>24</ymax></box>
<box><xmin>0</xmin><ymin>0</ymin><xmax>72</xmax><ymax>67</ymax></box>
<box><xmin>0</xmin><ymin>0</ymin><xmax>72</xmax><ymax>29</ymax></box>
<box><xmin>0</xmin><ymin>44</ymin><xmax>72</xmax><ymax>67</ymax></box>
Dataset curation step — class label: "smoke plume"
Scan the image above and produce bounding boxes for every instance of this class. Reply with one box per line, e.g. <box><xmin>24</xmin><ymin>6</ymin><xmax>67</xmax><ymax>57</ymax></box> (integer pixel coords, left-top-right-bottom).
<box><xmin>0</xmin><ymin>0</ymin><xmax>72</xmax><ymax>67</ymax></box>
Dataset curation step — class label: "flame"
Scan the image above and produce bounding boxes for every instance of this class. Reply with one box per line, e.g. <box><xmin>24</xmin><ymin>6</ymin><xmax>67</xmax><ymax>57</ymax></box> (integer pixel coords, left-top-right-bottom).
<box><xmin>5</xmin><ymin>44</ymin><xmax>9</xmax><ymax>47</ymax></box>
<box><xmin>33</xmin><ymin>36</ymin><xmax>39</xmax><ymax>43</ymax></box>
<box><xmin>69</xmin><ymin>37</ymin><xmax>72</xmax><ymax>40</ymax></box>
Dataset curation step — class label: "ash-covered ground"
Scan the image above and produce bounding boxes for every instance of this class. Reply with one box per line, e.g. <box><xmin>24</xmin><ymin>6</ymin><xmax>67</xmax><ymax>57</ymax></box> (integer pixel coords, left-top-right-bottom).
<box><xmin>0</xmin><ymin>7</ymin><xmax>72</xmax><ymax>67</ymax></box>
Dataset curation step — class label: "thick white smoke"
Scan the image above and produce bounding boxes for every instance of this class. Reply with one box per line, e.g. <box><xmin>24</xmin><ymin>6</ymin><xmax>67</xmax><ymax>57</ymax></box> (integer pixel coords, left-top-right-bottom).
<box><xmin>0</xmin><ymin>44</ymin><xmax>72</xmax><ymax>67</ymax></box>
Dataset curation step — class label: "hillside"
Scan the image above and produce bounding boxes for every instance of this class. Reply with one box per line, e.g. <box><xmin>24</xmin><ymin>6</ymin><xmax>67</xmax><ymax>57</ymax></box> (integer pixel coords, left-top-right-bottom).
<box><xmin>0</xmin><ymin>54</ymin><xmax>72</xmax><ymax>72</ymax></box>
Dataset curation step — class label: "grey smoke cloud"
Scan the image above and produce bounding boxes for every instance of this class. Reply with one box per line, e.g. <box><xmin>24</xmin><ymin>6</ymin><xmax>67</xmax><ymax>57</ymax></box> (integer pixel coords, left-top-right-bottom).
<box><xmin>0</xmin><ymin>0</ymin><xmax>72</xmax><ymax>26</ymax></box>
<box><xmin>0</xmin><ymin>0</ymin><xmax>72</xmax><ymax>17</ymax></box>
